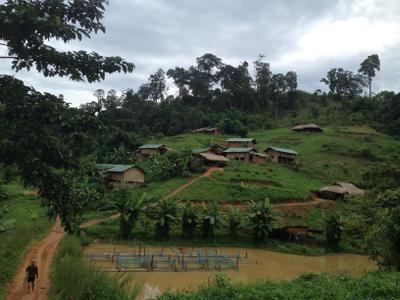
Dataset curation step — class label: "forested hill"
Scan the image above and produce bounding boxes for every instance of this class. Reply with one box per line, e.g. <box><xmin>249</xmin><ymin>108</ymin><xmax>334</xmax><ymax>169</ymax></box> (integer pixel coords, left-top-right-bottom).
<box><xmin>80</xmin><ymin>53</ymin><xmax>399</xmax><ymax>144</ymax></box>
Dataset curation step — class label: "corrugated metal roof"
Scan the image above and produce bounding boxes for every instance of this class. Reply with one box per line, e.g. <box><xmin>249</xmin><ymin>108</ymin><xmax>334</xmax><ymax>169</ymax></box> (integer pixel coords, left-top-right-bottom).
<box><xmin>226</xmin><ymin>138</ymin><xmax>256</xmax><ymax>143</ymax></box>
<box><xmin>192</xmin><ymin>147</ymin><xmax>212</xmax><ymax>154</ymax></box>
<box><xmin>223</xmin><ymin>147</ymin><xmax>256</xmax><ymax>153</ymax></box>
<box><xmin>138</xmin><ymin>144</ymin><xmax>165</xmax><ymax>149</ymax></box>
<box><xmin>97</xmin><ymin>164</ymin><xmax>142</xmax><ymax>173</ymax></box>
<box><xmin>266</xmin><ymin>147</ymin><xmax>298</xmax><ymax>155</ymax></box>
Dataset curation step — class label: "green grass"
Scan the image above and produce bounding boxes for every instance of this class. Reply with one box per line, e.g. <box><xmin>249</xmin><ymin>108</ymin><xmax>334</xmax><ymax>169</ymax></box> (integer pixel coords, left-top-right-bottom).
<box><xmin>174</xmin><ymin>162</ymin><xmax>323</xmax><ymax>203</ymax></box>
<box><xmin>141</xmin><ymin>176</ymin><xmax>198</xmax><ymax>199</ymax></box>
<box><xmin>49</xmin><ymin>235</ymin><xmax>141</xmax><ymax>300</ymax></box>
<box><xmin>157</xmin><ymin>271</ymin><xmax>400</xmax><ymax>300</ymax></box>
<box><xmin>144</xmin><ymin>126</ymin><xmax>399</xmax><ymax>203</ymax></box>
<box><xmin>0</xmin><ymin>182</ymin><xmax>52</xmax><ymax>300</ymax></box>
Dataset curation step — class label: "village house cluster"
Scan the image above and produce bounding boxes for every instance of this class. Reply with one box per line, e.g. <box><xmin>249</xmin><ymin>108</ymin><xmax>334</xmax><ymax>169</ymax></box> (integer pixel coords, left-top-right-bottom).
<box><xmin>96</xmin><ymin>124</ymin><xmax>327</xmax><ymax>187</ymax></box>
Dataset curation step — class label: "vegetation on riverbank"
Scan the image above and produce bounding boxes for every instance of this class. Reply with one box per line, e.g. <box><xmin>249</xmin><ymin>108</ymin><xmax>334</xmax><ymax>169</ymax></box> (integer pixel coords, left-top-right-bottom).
<box><xmin>157</xmin><ymin>271</ymin><xmax>400</xmax><ymax>300</ymax></box>
<box><xmin>49</xmin><ymin>235</ymin><xmax>141</xmax><ymax>300</ymax></box>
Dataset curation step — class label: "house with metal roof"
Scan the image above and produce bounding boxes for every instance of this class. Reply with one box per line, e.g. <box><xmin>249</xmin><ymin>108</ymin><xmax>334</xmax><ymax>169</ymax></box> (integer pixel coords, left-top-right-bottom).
<box><xmin>97</xmin><ymin>164</ymin><xmax>145</xmax><ymax>187</ymax></box>
<box><xmin>223</xmin><ymin>147</ymin><xmax>257</xmax><ymax>162</ymax></box>
<box><xmin>264</xmin><ymin>147</ymin><xmax>298</xmax><ymax>165</ymax></box>
<box><xmin>136</xmin><ymin>144</ymin><xmax>168</xmax><ymax>158</ymax></box>
<box><xmin>226</xmin><ymin>138</ymin><xmax>257</xmax><ymax>148</ymax></box>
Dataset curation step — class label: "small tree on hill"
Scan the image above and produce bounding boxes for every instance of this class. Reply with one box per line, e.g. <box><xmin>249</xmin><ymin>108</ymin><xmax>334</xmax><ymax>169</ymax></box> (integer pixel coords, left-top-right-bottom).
<box><xmin>227</xmin><ymin>206</ymin><xmax>241</xmax><ymax>239</ymax></box>
<box><xmin>201</xmin><ymin>200</ymin><xmax>224</xmax><ymax>240</ymax></box>
<box><xmin>181</xmin><ymin>201</ymin><xmax>198</xmax><ymax>239</ymax></box>
<box><xmin>247</xmin><ymin>198</ymin><xmax>275</xmax><ymax>242</ymax></box>
<box><xmin>326</xmin><ymin>214</ymin><xmax>343</xmax><ymax>250</ymax></box>
<box><xmin>105</xmin><ymin>189</ymin><xmax>147</xmax><ymax>239</ymax></box>
<box><xmin>153</xmin><ymin>199</ymin><xmax>178</xmax><ymax>240</ymax></box>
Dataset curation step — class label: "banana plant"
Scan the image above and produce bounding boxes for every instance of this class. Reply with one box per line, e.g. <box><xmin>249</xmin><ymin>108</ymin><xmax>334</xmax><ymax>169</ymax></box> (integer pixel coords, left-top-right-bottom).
<box><xmin>181</xmin><ymin>200</ymin><xmax>198</xmax><ymax>239</ymax></box>
<box><xmin>247</xmin><ymin>197</ymin><xmax>275</xmax><ymax>242</ymax></box>
<box><xmin>105</xmin><ymin>189</ymin><xmax>147</xmax><ymax>239</ymax></box>
<box><xmin>201</xmin><ymin>199</ymin><xmax>224</xmax><ymax>239</ymax></box>
<box><xmin>152</xmin><ymin>198</ymin><xmax>178</xmax><ymax>239</ymax></box>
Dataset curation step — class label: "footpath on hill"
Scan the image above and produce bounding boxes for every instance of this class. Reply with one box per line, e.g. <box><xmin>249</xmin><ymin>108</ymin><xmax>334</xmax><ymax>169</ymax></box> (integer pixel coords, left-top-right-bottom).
<box><xmin>6</xmin><ymin>167</ymin><xmax>330</xmax><ymax>300</ymax></box>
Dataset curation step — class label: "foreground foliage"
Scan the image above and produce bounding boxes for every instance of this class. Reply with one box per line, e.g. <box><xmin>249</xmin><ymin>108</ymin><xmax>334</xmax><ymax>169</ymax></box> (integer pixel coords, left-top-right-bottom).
<box><xmin>158</xmin><ymin>271</ymin><xmax>400</xmax><ymax>300</ymax></box>
<box><xmin>50</xmin><ymin>235</ymin><xmax>140</xmax><ymax>300</ymax></box>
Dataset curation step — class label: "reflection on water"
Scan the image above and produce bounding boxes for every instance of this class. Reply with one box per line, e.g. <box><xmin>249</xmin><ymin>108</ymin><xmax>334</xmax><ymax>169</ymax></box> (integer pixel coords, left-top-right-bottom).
<box><xmin>84</xmin><ymin>244</ymin><xmax>376</xmax><ymax>299</ymax></box>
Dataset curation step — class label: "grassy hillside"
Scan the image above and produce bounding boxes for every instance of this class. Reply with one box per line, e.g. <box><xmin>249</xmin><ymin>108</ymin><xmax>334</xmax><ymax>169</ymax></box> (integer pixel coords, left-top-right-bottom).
<box><xmin>0</xmin><ymin>182</ymin><xmax>52</xmax><ymax>300</ymax></box>
<box><xmin>144</xmin><ymin>126</ymin><xmax>399</xmax><ymax>202</ymax></box>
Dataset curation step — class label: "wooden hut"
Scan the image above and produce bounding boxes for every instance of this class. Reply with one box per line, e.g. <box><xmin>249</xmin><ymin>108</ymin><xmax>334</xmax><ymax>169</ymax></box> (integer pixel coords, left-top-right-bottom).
<box><xmin>249</xmin><ymin>152</ymin><xmax>270</xmax><ymax>164</ymax></box>
<box><xmin>292</xmin><ymin>124</ymin><xmax>323</xmax><ymax>132</ymax></box>
<box><xmin>97</xmin><ymin>164</ymin><xmax>145</xmax><ymax>187</ymax></box>
<box><xmin>223</xmin><ymin>147</ymin><xmax>256</xmax><ymax>162</ymax></box>
<box><xmin>192</xmin><ymin>127</ymin><xmax>221</xmax><ymax>135</ymax></box>
<box><xmin>136</xmin><ymin>144</ymin><xmax>168</xmax><ymax>158</ymax></box>
<box><xmin>264</xmin><ymin>147</ymin><xmax>298</xmax><ymax>165</ymax></box>
<box><xmin>226</xmin><ymin>138</ymin><xmax>257</xmax><ymax>148</ymax></box>
<box><xmin>192</xmin><ymin>148</ymin><xmax>229</xmax><ymax>167</ymax></box>
<box><xmin>200</xmin><ymin>152</ymin><xmax>230</xmax><ymax>167</ymax></box>
<box><xmin>318</xmin><ymin>182</ymin><xmax>365</xmax><ymax>200</ymax></box>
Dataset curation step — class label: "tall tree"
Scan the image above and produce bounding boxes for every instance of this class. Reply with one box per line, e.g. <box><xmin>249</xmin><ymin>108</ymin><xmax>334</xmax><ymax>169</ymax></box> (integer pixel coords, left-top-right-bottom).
<box><xmin>138</xmin><ymin>69</ymin><xmax>167</xmax><ymax>102</ymax></box>
<box><xmin>254</xmin><ymin>55</ymin><xmax>272</xmax><ymax>109</ymax></box>
<box><xmin>0</xmin><ymin>1</ymin><xmax>134</xmax><ymax>232</ymax></box>
<box><xmin>358</xmin><ymin>54</ymin><xmax>380</xmax><ymax>99</ymax></box>
<box><xmin>321</xmin><ymin>68</ymin><xmax>365</xmax><ymax>99</ymax></box>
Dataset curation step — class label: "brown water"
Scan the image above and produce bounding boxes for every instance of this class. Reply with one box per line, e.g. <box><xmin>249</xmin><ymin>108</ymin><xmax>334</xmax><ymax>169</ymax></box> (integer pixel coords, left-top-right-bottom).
<box><xmin>84</xmin><ymin>244</ymin><xmax>376</xmax><ymax>299</ymax></box>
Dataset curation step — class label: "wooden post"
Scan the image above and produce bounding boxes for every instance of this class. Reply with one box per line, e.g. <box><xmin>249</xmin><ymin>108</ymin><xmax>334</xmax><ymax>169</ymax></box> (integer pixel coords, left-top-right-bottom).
<box><xmin>151</xmin><ymin>255</ymin><xmax>154</xmax><ymax>271</ymax></box>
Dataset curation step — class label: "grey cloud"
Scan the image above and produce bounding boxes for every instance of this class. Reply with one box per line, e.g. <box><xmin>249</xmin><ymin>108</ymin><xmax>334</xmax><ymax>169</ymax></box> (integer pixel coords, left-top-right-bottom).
<box><xmin>0</xmin><ymin>0</ymin><xmax>398</xmax><ymax>106</ymax></box>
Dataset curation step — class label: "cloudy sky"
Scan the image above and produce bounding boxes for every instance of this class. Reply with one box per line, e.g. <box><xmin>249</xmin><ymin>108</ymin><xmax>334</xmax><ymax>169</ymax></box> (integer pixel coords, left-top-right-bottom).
<box><xmin>1</xmin><ymin>0</ymin><xmax>399</xmax><ymax>106</ymax></box>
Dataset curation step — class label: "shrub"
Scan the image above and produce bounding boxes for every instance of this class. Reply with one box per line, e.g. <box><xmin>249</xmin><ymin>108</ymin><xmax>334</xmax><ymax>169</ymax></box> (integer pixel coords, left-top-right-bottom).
<box><xmin>51</xmin><ymin>235</ymin><xmax>141</xmax><ymax>300</ymax></box>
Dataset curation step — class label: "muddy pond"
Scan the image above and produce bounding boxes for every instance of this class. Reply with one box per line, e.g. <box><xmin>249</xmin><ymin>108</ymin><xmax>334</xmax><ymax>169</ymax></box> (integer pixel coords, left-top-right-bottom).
<box><xmin>84</xmin><ymin>243</ymin><xmax>376</xmax><ymax>298</ymax></box>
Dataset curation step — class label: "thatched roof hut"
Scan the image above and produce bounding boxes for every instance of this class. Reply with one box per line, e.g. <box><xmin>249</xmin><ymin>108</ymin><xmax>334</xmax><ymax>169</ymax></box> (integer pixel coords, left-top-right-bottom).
<box><xmin>192</xmin><ymin>127</ymin><xmax>221</xmax><ymax>135</ymax></box>
<box><xmin>226</xmin><ymin>138</ymin><xmax>257</xmax><ymax>148</ymax></box>
<box><xmin>318</xmin><ymin>182</ymin><xmax>364</xmax><ymax>200</ymax></box>
<box><xmin>292</xmin><ymin>123</ymin><xmax>323</xmax><ymax>132</ymax></box>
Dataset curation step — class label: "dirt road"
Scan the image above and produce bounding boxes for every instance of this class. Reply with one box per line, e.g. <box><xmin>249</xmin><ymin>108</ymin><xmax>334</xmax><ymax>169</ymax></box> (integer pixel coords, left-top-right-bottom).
<box><xmin>165</xmin><ymin>167</ymin><xmax>223</xmax><ymax>199</ymax></box>
<box><xmin>6</xmin><ymin>217</ymin><xmax>65</xmax><ymax>300</ymax></box>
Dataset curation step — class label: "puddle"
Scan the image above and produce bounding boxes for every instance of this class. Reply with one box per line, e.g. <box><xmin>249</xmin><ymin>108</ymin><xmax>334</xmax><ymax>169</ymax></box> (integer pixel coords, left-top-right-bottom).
<box><xmin>84</xmin><ymin>244</ymin><xmax>376</xmax><ymax>298</ymax></box>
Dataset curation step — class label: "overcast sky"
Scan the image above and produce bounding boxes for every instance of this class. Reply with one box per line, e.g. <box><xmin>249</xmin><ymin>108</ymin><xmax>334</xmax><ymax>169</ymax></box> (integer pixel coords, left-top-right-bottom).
<box><xmin>1</xmin><ymin>0</ymin><xmax>399</xmax><ymax>107</ymax></box>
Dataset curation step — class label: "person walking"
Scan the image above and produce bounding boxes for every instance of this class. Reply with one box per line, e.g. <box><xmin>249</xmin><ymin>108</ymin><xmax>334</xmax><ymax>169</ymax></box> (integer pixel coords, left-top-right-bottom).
<box><xmin>25</xmin><ymin>260</ymin><xmax>38</xmax><ymax>293</ymax></box>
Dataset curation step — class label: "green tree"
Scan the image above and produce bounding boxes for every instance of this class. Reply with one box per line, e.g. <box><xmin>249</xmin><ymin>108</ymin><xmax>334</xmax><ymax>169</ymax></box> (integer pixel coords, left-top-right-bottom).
<box><xmin>41</xmin><ymin>170</ymin><xmax>100</xmax><ymax>233</ymax></box>
<box><xmin>181</xmin><ymin>201</ymin><xmax>198</xmax><ymax>239</ymax></box>
<box><xmin>369</xmin><ymin>189</ymin><xmax>400</xmax><ymax>270</ymax></box>
<box><xmin>105</xmin><ymin>189</ymin><xmax>147</xmax><ymax>239</ymax></box>
<box><xmin>247</xmin><ymin>198</ymin><xmax>275</xmax><ymax>242</ymax></box>
<box><xmin>138</xmin><ymin>69</ymin><xmax>167</xmax><ymax>102</ymax></box>
<box><xmin>358</xmin><ymin>54</ymin><xmax>380</xmax><ymax>99</ymax></box>
<box><xmin>321</xmin><ymin>68</ymin><xmax>365</xmax><ymax>98</ymax></box>
<box><xmin>153</xmin><ymin>199</ymin><xmax>178</xmax><ymax>240</ymax></box>
<box><xmin>0</xmin><ymin>0</ymin><xmax>134</xmax><ymax>82</ymax></box>
<box><xmin>227</xmin><ymin>206</ymin><xmax>241</xmax><ymax>239</ymax></box>
<box><xmin>201</xmin><ymin>200</ymin><xmax>224</xmax><ymax>240</ymax></box>
<box><xmin>326</xmin><ymin>214</ymin><xmax>343</xmax><ymax>250</ymax></box>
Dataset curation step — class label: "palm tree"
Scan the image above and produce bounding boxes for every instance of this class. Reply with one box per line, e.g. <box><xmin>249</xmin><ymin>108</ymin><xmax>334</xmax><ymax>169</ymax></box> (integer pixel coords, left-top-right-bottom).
<box><xmin>227</xmin><ymin>206</ymin><xmax>241</xmax><ymax>239</ymax></box>
<box><xmin>181</xmin><ymin>200</ymin><xmax>198</xmax><ymax>239</ymax></box>
<box><xmin>247</xmin><ymin>197</ymin><xmax>275</xmax><ymax>242</ymax></box>
<box><xmin>105</xmin><ymin>189</ymin><xmax>147</xmax><ymax>239</ymax></box>
<box><xmin>201</xmin><ymin>199</ymin><xmax>224</xmax><ymax>239</ymax></box>
<box><xmin>152</xmin><ymin>198</ymin><xmax>178</xmax><ymax>239</ymax></box>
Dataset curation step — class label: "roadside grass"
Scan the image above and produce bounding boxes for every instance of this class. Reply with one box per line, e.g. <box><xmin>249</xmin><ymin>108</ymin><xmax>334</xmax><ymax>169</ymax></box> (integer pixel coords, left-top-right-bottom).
<box><xmin>157</xmin><ymin>271</ymin><xmax>400</xmax><ymax>300</ymax></box>
<box><xmin>0</xmin><ymin>182</ymin><xmax>52</xmax><ymax>300</ymax></box>
<box><xmin>141</xmin><ymin>176</ymin><xmax>198</xmax><ymax>199</ymax></box>
<box><xmin>49</xmin><ymin>235</ymin><xmax>141</xmax><ymax>300</ymax></box>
